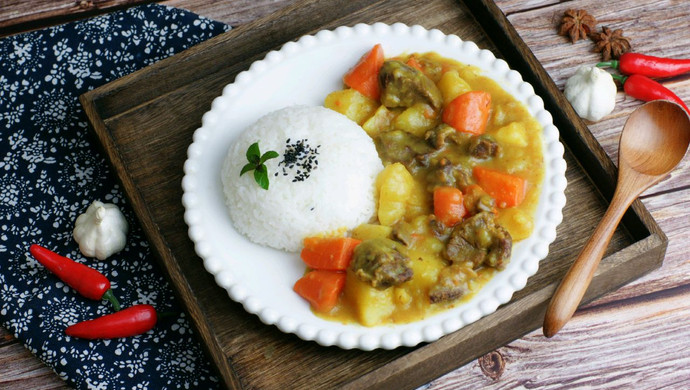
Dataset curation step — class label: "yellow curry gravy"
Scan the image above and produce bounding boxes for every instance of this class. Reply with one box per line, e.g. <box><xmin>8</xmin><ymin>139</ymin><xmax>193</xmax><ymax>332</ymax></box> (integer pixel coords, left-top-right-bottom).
<box><xmin>321</xmin><ymin>52</ymin><xmax>544</xmax><ymax>326</ymax></box>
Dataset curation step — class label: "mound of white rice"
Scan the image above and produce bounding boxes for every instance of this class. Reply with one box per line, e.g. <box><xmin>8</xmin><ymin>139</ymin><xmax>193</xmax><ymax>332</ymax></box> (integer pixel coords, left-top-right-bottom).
<box><xmin>221</xmin><ymin>106</ymin><xmax>383</xmax><ymax>252</ymax></box>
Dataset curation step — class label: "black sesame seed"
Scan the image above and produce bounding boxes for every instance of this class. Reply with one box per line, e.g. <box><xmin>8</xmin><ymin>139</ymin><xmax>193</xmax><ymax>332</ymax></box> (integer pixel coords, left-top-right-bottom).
<box><xmin>277</xmin><ymin>137</ymin><xmax>320</xmax><ymax>182</ymax></box>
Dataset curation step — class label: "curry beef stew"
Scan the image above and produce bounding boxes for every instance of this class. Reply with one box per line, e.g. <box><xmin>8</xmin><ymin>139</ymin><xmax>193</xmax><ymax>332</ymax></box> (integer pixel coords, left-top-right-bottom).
<box><xmin>305</xmin><ymin>46</ymin><xmax>544</xmax><ymax>326</ymax></box>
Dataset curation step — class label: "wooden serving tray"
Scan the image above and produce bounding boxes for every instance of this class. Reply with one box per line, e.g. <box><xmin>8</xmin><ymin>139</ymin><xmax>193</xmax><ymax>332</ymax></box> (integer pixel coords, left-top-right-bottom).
<box><xmin>79</xmin><ymin>0</ymin><xmax>667</xmax><ymax>388</ymax></box>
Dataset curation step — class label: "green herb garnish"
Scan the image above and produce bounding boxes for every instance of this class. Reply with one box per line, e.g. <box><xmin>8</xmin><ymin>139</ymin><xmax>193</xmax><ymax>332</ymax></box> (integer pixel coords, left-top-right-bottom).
<box><xmin>240</xmin><ymin>142</ymin><xmax>279</xmax><ymax>190</ymax></box>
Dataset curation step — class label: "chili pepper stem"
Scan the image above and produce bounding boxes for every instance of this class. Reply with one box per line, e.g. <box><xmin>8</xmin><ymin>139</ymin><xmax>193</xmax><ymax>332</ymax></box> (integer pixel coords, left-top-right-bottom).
<box><xmin>102</xmin><ymin>289</ymin><xmax>121</xmax><ymax>311</ymax></box>
<box><xmin>611</xmin><ymin>74</ymin><xmax>627</xmax><ymax>84</ymax></box>
<box><xmin>596</xmin><ymin>60</ymin><xmax>620</xmax><ymax>69</ymax></box>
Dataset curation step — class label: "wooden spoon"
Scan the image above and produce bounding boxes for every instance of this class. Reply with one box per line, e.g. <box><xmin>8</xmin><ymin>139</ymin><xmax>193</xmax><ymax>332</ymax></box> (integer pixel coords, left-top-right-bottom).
<box><xmin>543</xmin><ymin>100</ymin><xmax>690</xmax><ymax>338</ymax></box>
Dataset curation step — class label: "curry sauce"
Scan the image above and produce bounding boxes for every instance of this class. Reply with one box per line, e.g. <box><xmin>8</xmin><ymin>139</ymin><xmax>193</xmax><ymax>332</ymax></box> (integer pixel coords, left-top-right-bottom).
<box><xmin>319</xmin><ymin>51</ymin><xmax>544</xmax><ymax>326</ymax></box>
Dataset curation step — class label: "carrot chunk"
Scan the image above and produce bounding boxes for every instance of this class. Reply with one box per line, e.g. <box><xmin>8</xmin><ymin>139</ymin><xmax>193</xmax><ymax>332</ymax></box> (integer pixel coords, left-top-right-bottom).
<box><xmin>343</xmin><ymin>44</ymin><xmax>385</xmax><ymax>100</ymax></box>
<box><xmin>473</xmin><ymin>166</ymin><xmax>527</xmax><ymax>208</ymax></box>
<box><xmin>301</xmin><ymin>237</ymin><xmax>362</xmax><ymax>271</ymax></box>
<box><xmin>433</xmin><ymin>186</ymin><xmax>466</xmax><ymax>226</ymax></box>
<box><xmin>442</xmin><ymin>90</ymin><xmax>492</xmax><ymax>135</ymax></box>
<box><xmin>293</xmin><ymin>270</ymin><xmax>346</xmax><ymax>312</ymax></box>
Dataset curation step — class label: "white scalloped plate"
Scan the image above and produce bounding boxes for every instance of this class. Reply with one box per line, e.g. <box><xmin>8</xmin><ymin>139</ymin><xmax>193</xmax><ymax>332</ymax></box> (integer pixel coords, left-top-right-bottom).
<box><xmin>182</xmin><ymin>23</ymin><xmax>567</xmax><ymax>350</ymax></box>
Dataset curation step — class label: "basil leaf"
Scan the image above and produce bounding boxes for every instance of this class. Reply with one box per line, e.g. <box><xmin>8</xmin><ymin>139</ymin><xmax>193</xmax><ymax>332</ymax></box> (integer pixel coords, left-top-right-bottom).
<box><xmin>246</xmin><ymin>142</ymin><xmax>260</xmax><ymax>164</ymax></box>
<box><xmin>240</xmin><ymin>163</ymin><xmax>255</xmax><ymax>177</ymax></box>
<box><xmin>241</xmin><ymin>142</ymin><xmax>277</xmax><ymax>190</ymax></box>
<box><xmin>254</xmin><ymin>166</ymin><xmax>269</xmax><ymax>190</ymax></box>
<box><xmin>260</xmin><ymin>150</ymin><xmax>279</xmax><ymax>164</ymax></box>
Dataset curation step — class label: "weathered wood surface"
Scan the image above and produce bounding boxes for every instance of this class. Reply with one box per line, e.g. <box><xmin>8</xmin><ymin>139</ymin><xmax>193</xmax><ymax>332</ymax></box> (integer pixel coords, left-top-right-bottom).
<box><xmin>426</xmin><ymin>0</ymin><xmax>690</xmax><ymax>388</ymax></box>
<box><xmin>1</xmin><ymin>0</ymin><xmax>689</xmax><ymax>388</ymax></box>
<box><xmin>80</xmin><ymin>0</ymin><xmax>657</xmax><ymax>388</ymax></box>
<box><xmin>0</xmin><ymin>0</ymin><xmax>151</xmax><ymax>36</ymax></box>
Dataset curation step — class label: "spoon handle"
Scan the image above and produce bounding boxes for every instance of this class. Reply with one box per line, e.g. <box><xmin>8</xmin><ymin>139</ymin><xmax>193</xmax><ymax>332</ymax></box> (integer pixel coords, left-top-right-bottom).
<box><xmin>543</xmin><ymin>188</ymin><xmax>636</xmax><ymax>337</ymax></box>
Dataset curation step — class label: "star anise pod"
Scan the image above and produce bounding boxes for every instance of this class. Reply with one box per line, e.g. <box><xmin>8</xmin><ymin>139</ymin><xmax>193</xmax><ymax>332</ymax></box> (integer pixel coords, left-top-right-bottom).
<box><xmin>559</xmin><ymin>9</ymin><xmax>597</xmax><ymax>43</ymax></box>
<box><xmin>591</xmin><ymin>27</ymin><xmax>632</xmax><ymax>61</ymax></box>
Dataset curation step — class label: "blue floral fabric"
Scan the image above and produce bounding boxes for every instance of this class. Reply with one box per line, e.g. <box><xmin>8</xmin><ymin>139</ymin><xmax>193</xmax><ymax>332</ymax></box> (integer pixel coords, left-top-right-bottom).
<box><xmin>0</xmin><ymin>4</ymin><xmax>228</xmax><ymax>389</ymax></box>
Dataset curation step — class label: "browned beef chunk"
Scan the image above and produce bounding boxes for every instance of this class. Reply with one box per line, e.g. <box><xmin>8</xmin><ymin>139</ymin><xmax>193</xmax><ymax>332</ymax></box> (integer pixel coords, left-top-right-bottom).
<box><xmin>425</xmin><ymin>158</ymin><xmax>472</xmax><ymax>191</ymax></box>
<box><xmin>464</xmin><ymin>185</ymin><xmax>497</xmax><ymax>215</ymax></box>
<box><xmin>443</xmin><ymin>212</ymin><xmax>512</xmax><ymax>270</ymax></box>
<box><xmin>429</xmin><ymin>264</ymin><xmax>478</xmax><ymax>303</ymax></box>
<box><xmin>472</xmin><ymin>195</ymin><xmax>496</xmax><ymax>214</ymax></box>
<box><xmin>391</xmin><ymin>221</ymin><xmax>415</xmax><ymax>247</ymax></box>
<box><xmin>376</xmin><ymin>130</ymin><xmax>431</xmax><ymax>167</ymax></box>
<box><xmin>379</xmin><ymin>60</ymin><xmax>443</xmax><ymax>110</ymax></box>
<box><xmin>425</xmin><ymin>124</ymin><xmax>458</xmax><ymax>149</ymax></box>
<box><xmin>406</xmin><ymin>55</ymin><xmax>443</xmax><ymax>82</ymax></box>
<box><xmin>351</xmin><ymin>238</ymin><xmax>413</xmax><ymax>289</ymax></box>
<box><xmin>429</xmin><ymin>215</ymin><xmax>453</xmax><ymax>240</ymax></box>
<box><xmin>468</xmin><ymin>136</ymin><xmax>500</xmax><ymax>159</ymax></box>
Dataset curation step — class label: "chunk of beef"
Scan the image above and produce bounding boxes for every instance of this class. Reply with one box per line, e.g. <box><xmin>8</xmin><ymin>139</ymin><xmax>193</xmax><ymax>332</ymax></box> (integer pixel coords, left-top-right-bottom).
<box><xmin>443</xmin><ymin>212</ymin><xmax>512</xmax><ymax>270</ymax></box>
<box><xmin>429</xmin><ymin>264</ymin><xmax>478</xmax><ymax>303</ymax></box>
<box><xmin>391</xmin><ymin>221</ymin><xmax>415</xmax><ymax>247</ymax></box>
<box><xmin>425</xmin><ymin>158</ymin><xmax>472</xmax><ymax>191</ymax></box>
<box><xmin>351</xmin><ymin>238</ymin><xmax>413</xmax><ymax>289</ymax></box>
<box><xmin>406</xmin><ymin>55</ymin><xmax>443</xmax><ymax>82</ymax></box>
<box><xmin>468</xmin><ymin>136</ymin><xmax>500</xmax><ymax>159</ymax></box>
<box><xmin>425</xmin><ymin>124</ymin><xmax>457</xmax><ymax>150</ymax></box>
<box><xmin>429</xmin><ymin>215</ymin><xmax>453</xmax><ymax>240</ymax></box>
<box><xmin>473</xmin><ymin>194</ymin><xmax>496</xmax><ymax>214</ymax></box>
<box><xmin>377</xmin><ymin>130</ymin><xmax>431</xmax><ymax>167</ymax></box>
<box><xmin>379</xmin><ymin>60</ymin><xmax>443</xmax><ymax>110</ymax></box>
<box><xmin>463</xmin><ymin>185</ymin><xmax>497</xmax><ymax>215</ymax></box>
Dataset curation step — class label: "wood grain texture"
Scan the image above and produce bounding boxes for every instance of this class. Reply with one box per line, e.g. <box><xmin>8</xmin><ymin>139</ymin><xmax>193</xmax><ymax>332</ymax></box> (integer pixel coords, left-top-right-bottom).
<box><xmin>0</xmin><ymin>327</ymin><xmax>69</xmax><ymax>389</ymax></box>
<box><xmin>162</xmin><ymin>0</ymin><xmax>300</xmax><ymax>27</ymax></box>
<box><xmin>505</xmin><ymin>0</ymin><xmax>690</xmax><ymax>196</ymax></box>
<box><xmin>0</xmin><ymin>0</ymin><xmax>152</xmax><ymax>37</ymax></box>
<box><xmin>3</xmin><ymin>0</ymin><xmax>690</xmax><ymax>389</ymax></box>
<box><xmin>77</xmin><ymin>0</ymin><xmax>665</xmax><ymax>389</ymax></box>
<box><xmin>543</xmin><ymin>101</ymin><xmax>690</xmax><ymax>337</ymax></box>
<box><xmin>427</xmin><ymin>1</ymin><xmax>690</xmax><ymax>388</ymax></box>
<box><xmin>428</xmin><ymin>190</ymin><xmax>690</xmax><ymax>389</ymax></box>
<box><xmin>495</xmin><ymin>0</ymin><xmax>561</xmax><ymax>15</ymax></box>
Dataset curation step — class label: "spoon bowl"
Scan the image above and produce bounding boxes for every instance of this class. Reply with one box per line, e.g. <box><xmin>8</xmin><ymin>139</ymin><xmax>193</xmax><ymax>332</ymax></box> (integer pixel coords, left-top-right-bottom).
<box><xmin>621</xmin><ymin>101</ymin><xmax>690</xmax><ymax>176</ymax></box>
<box><xmin>543</xmin><ymin>100</ymin><xmax>690</xmax><ymax>338</ymax></box>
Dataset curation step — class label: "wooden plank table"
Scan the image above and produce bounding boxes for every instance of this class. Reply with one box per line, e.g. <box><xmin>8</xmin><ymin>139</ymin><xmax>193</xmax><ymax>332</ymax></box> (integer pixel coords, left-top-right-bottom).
<box><xmin>1</xmin><ymin>0</ymin><xmax>689</xmax><ymax>388</ymax></box>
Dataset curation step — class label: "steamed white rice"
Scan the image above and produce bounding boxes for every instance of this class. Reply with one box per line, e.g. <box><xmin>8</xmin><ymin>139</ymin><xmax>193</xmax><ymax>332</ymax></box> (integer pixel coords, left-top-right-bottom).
<box><xmin>221</xmin><ymin>106</ymin><xmax>383</xmax><ymax>252</ymax></box>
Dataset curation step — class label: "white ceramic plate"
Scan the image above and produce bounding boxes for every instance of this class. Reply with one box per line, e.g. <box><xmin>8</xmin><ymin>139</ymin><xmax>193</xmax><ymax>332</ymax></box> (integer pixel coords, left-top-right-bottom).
<box><xmin>182</xmin><ymin>23</ymin><xmax>567</xmax><ymax>350</ymax></box>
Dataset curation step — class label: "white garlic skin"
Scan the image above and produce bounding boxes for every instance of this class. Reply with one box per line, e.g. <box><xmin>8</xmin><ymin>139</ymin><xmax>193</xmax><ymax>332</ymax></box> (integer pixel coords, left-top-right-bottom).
<box><xmin>564</xmin><ymin>66</ymin><xmax>617</xmax><ymax>122</ymax></box>
<box><xmin>73</xmin><ymin>200</ymin><xmax>128</xmax><ymax>260</ymax></box>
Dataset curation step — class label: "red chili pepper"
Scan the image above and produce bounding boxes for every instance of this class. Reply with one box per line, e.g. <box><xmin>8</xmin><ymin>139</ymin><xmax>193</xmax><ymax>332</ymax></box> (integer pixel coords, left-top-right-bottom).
<box><xmin>598</xmin><ymin>52</ymin><xmax>690</xmax><ymax>78</ymax></box>
<box><xmin>611</xmin><ymin>74</ymin><xmax>690</xmax><ymax>114</ymax></box>
<box><xmin>30</xmin><ymin>244</ymin><xmax>121</xmax><ymax>311</ymax></box>
<box><xmin>65</xmin><ymin>304</ymin><xmax>157</xmax><ymax>339</ymax></box>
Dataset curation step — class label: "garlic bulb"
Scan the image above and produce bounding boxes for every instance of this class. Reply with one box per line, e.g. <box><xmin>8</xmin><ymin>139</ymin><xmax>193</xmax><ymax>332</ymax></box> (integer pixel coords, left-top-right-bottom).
<box><xmin>73</xmin><ymin>201</ymin><xmax>128</xmax><ymax>260</ymax></box>
<box><xmin>564</xmin><ymin>66</ymin><xmax>617</xmax><ymax>121</ymax></box>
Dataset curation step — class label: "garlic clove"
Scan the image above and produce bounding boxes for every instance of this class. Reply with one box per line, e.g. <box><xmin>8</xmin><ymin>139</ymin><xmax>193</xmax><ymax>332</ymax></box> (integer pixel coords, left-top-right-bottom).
<box><xmin>563</xmin><ymin>65</ymin><xmax>617</xmax><ymax>122</ymax></box>
<box><xmin>73</xmin><ymin>200</ymin><xmax>128</xmax><ymax>260</ymax></box>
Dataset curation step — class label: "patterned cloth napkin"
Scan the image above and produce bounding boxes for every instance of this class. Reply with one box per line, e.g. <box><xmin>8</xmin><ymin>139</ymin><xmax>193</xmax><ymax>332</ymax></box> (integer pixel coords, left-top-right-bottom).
<box><xmin>0</xmin><ymin>4</ymin><xmax>229</xmax><ymax>389</ymax></box>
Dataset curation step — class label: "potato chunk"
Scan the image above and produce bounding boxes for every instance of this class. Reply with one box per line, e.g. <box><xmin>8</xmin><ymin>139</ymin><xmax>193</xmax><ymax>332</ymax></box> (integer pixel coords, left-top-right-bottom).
<box><xmin>376</xmin><ymin>163</ymin><xmax>415</xmax><ymax>226</ymax></box>
<box><xmin>324</xmin><ymin>88</ymin><xmax>378</xmax><ymax>125</ymax></box>
<box><xmin>495</xmin><ymin>122</ymin><xmax>528</xmax><ymax>147</ymax></box>
<box><xmin>497</xmin><ymin>208</ymin><xmax>534</xmax><ymax>241</ymax></box>
<box><xmin>392</xmin><ymin>103</ymin><xmax>438</xmax><ymax>137</ymax></box>
<box><xmin>362</xmin><ymin>105</ymin><xmax>395</xmax><ymax>137</ymax></box>
<box><xmin>352</xmin><ymin>223</ymin><xmax>393</xmax><ymax>241</ymax></box>
<box><xmin>438</xmin><ymin>70</ymin><xmax>472</xmax><ymax>106</ymax></box>
<box><xmin>344</xmin><ymin>269</ymin><xmax>395</xmax><ymax>326</ymax></box>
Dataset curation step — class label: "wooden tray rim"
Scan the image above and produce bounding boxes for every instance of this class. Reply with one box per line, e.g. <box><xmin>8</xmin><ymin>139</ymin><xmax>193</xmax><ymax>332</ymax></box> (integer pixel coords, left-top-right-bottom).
<box><xmin>78</xmin><ymin>0</ymin><xmax>668</xmax><ymax>388</ymax></box>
